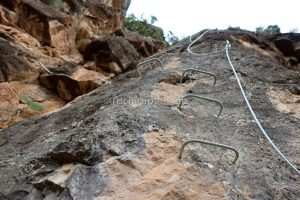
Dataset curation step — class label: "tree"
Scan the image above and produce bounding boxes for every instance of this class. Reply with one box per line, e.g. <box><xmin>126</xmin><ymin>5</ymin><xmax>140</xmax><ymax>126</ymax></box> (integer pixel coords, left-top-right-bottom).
<box><xmin>264</xmin><ymin>25</ymin><xmax>280</xmax><ymax>34</ymax></box>
<box><xmin>125</xmin><ymin>13</ymin><xmax>165</xmax><ymax>42</ymax></box>
<box><xmin>256</xmin><ymin>26</ymin><xmax>264</xmax><ymax>33</ymax></box>
<box><xmin>150</xmin><ymin>15</ymin><xmax>158</xmax><ymax>25</ymax></box>
<box><xmin>166</xmin><ymin>31</ymin><xmax>179</xmax><ymax>45</ymax></box>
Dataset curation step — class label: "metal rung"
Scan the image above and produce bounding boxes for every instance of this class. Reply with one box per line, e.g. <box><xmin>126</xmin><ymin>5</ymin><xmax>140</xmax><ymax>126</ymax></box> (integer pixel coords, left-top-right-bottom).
<box><xmin>178</xmin><ymin>139</ymin><xmax>239</xmax><ymax>165</ymax></box>
<box><xmin>180</xmin><ymin>68</ymin><xmax>216</xmax><ymax>84</ymax></box>
<box><xmin>137</xmin><ymin>58</ymin><xmax>164</xmax><ymax>76</ymax></box>
<box><xmin>178</xmin><ymin>94</ymin><xmax>223</xmax><ymax>117</ymax></box>
<box><xmin>148</xmin><ymin>52</ymin><xmax>170</xmax><ymax>60</ymax></box>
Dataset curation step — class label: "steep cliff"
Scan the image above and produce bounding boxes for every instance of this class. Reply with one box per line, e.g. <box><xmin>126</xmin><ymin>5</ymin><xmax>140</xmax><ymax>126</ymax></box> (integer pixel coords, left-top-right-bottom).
<box><xmin>0</xmin><ymin>27</ymin><xmax>300</xmax><ymax>199</ymax></box>
<box><xmin>1</xmin><ymin>1</ymin><xmax>300</xmax><ymax>199</ymax></box>
<box><xmin>0</xmin><ymin>0</ymin><xmax>166</xmax><ymax>128</ymax></box>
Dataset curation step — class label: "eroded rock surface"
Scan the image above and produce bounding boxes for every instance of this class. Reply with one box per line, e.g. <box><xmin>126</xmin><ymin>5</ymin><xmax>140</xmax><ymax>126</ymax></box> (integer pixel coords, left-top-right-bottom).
<box><xmin>124</xmin><ymin>29</ymin><xmax>167</xmax><ymax>57</ymax></box>
<box><xmin>40</xmin><ymin>73</ymin><xmax>100</xmax><ymax>101</ymax></box>
<box><xmin>1</xmin><ymin>30</ymin><xmax>300</xmax><ymax>199</ymax></box>
<box><xmin>0</xmin><ymin>81</ymin><xmax>65</xmax><ymax>128</ymax></box>
<box><xmin>14</xmin><ymin>0</ymin><xmax>75</xmax><ymax>52</ymax></box>
<box><xmin>0</xmin><ymin>0</ymin><xmax>148</xmax><ymax>127</ymax></box>
<box><xmin>80</xmin><ymin>35</ymin><xmax>139</xmax><ymax>73</ymax></box>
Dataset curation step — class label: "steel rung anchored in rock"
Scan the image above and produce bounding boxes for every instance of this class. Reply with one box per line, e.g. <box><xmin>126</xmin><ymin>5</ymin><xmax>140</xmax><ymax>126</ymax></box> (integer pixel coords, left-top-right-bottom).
<box><xmin>137</xmin><ymin>57</ymin><xmax>164</xmax><ymax>76</ymax></box>
<box><xmin>180</xmin><ymin>68</ymin><xmax>217</xmax><ymax>84</ymax></box>
<box><xmin>178</xmin><ymin>139</ymin><xmax>239</xmax><ymax>164</ymax></box>
<box><xmin>178</xmin><ymin>94</ymin><xmax>223</xmax><ymax>117</ymax></box>
<box><xmin>148</xmin><ymin>52</ymin><xmax>170</xmax><ymax>60</ymax></box>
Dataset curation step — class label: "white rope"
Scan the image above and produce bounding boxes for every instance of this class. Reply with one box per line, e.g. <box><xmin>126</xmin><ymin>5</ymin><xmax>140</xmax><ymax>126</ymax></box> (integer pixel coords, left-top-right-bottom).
<box><xmin>225</xmin><ymin>40</ymin><xmax>300</xmax><ymax>175</ymax></box>
<box><xmin>188</xmin><ymin>29</ymin><xmax>226</xmax><ymax>56</ymax></box>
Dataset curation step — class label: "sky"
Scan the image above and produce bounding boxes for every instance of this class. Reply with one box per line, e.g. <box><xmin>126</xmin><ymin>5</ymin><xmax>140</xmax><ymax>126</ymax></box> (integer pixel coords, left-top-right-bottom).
<box><xmin>127</xmin><ymin>0</ymin><xmax>300</xmax><ymax>38</ymax></box>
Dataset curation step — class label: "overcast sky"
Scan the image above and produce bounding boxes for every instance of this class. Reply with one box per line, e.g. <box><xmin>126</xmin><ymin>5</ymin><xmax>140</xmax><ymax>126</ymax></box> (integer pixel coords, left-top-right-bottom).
<box><xmin>127</xmin><ymin>0</ymin><xmax>299</xmax><ymax>38</ymax></box>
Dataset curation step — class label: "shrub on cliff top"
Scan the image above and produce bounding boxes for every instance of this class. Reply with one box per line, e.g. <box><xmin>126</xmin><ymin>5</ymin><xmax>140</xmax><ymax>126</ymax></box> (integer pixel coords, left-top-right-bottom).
<box><xmin>125</xmin><ymin>14</ymin><xmax>165</xmax><ymax>42</ymax></box>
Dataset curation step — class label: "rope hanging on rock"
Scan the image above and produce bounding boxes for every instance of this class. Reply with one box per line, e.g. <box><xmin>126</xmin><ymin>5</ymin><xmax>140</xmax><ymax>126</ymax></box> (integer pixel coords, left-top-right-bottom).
<box><xmin>225</xmin><ymin>40</ymin><xmax>300</xmax><ymax>175</ymax></box>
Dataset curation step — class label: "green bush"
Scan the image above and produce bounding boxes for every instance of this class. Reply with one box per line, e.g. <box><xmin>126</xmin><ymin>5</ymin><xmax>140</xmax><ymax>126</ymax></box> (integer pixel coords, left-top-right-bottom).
<box><xmin>22</xmin><ymin>96</ymin><xmax>44</xmax><ymax>111</ymax></box>
<box><xmin>166</xmin><ymin>31</ymin><xmax>179</xmax><ymax>45</ymax></box>
<box><xmin>44</xmin><ymin>0</ymin><xmax>66</xmax><ymax>12</ymax></box>
<box><xmin>125</xmin><ymin>14</ymin><xmax>165</xmax><ymax>42</ymax></box>
<box><xmin>264</xmin><ymin>25</ymin><xmax>281</xmax><ymax>34</ymax></box>
<box><xmin>256</xmin><ymin>26</ymin><xmax>264</xmax><ymax>33</ymax></box>
<box><xmin>255</xmin><ymin>25</ymin><xmax>281</xmax><ymax>34</ymax></box>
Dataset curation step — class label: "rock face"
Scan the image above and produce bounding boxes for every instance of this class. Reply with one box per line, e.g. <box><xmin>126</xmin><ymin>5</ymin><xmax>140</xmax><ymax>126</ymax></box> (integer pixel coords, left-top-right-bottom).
<box><xmin>40</xmin><ymin>73</ymin><xmax>100</xmax><ymax>101</ymax></box>
<box><xmin>0</xmin><ymin>0</ymin><xmax>152</xmax><ymax>127</ymax></box>
<box><xmin>265</xmin><ymin>33</ymin><xmax>300</xmax><ymax>71</ymax></box>
<box><xmin>81</xmin><ymin>36</ymin><xmax>139</xmax><ymax>73</ymax></box>
<box><xmin>87</xmin><ymin>0</ymin><xmax>129</xmax><ymax>33</ymax></box>
<box><xmin>1</xmin><ymin>0</ymin><xmax>300</xmax><ymax>198</ymax></box>
<box><xmin>0</xmin><ymin>81</ymin><xmax>65</xmax><ymax>128</ymax></box>
<box><xmin>14</xmin><ymin>0</ymin><xmax>75</xmax><ymax>53</ymax></box>
<box><xmin>124</xmin><ymin>29</ymin><xmax>167</xmax><ymax>57</ymax></box>
<box><xmin>0</xmin><ymin>39</ymin><xmax>39</xmax><ymax>82</ymax></box>
<box><xmin>1</xmin><ymin>30</ymin><xmax>300</xmax><ymax>199</ymax></box>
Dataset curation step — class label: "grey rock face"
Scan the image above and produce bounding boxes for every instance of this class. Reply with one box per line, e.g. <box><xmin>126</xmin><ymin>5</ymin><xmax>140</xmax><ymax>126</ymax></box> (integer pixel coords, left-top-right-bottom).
<box><xmin>1</xmin><ymin>30</ymin><xmax>300</xmax><ymax>199</ymax></box>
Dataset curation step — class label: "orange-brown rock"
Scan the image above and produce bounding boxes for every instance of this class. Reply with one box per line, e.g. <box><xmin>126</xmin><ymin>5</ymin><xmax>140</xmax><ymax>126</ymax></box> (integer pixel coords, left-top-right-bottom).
<box><xmin>125</xmin><ymin>29</ymin><xmax>167</xmax><ymax>57</ymax></box>
<box><xmin>0</xmin><ymin>39</ymin><xmax>39</xmax><ymax>82</ymax></box>
<box><xmin>0</xmin><ymin>81</ymin><xmax>65</xmax><ymax>128</ymax></box>
<box><xmin>13</xmin><ymin>0</ymin><xmax>75</xmax><ymax>54</ymax></box>
<box><xmin>87</xmin><ymin>0</ymin><xmax>129</xmax><ymax>33</ymax></box>
<box><xmin>0</xmin><ymin>0</ymin><xmax>138</xmax><ymax>128</ymax></box>
<box><xmin>1</xmin><ymin>29</ymin><xmax>300</xmax><ymax>200</ymax></box>
<box><xmin>81</xmin><ymin>36</ymin><xmax>139</xmax><ymax>73</ymax></box>
<box><xmin>39</xmin><ymin>73</ymin><xmax>100</xmax><ymax>101</ymax></box>
<box><xmin>0</xmin><ymin>5</ymin><xmax>18</xmax><ymax>28</ymax></box>
<box><xmin>72</xmin><ymin>0</ymin><xmax>131</xmax><ymax>42</ymax></box>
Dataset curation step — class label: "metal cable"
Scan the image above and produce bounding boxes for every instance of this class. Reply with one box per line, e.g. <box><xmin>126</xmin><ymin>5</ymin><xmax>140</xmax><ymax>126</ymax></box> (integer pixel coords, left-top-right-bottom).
<box><xmin>225</xmin><ymin>40</ymin><xmax>300</xmax><ymax>175</ymax></box>
<box><xmin>37</xmin><ymin>60</ymin><xmax>54</xmax><ymax>75</ymax></box>
<box><xmin>188</xmin><ymin>29</ymin><xmax>226</xmax><ymax>56</ymax></box>
<box><xmin>178</xmin><ymin>139</ymin><xmax>239</xmax><ymax>164</ymax></box>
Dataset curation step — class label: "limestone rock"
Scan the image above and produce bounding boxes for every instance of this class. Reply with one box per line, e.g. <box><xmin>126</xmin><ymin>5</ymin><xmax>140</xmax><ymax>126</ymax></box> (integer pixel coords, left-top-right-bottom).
<box><xmin>1</xmin><ymin>30</ymin><xmax>300</xmax><ymax>199</ymax></box>
<box><xmin>0</xmin><ymin>0</ymin><xmax>136</xmax><ymax>128</ymax></box>
<box><xmin>3</xmin><ymin>0</ymin><xmax>300</xmax><ymax>198</ymax></box>
<box><xmin>0</xmin><ymin>5</ymin><xmax>18</xmax><ymax>28</ymax></box>
<box><xmin>81</xmin><ymin>36</ymin><xmax>139</xmax><ymax>73</ymax></box>
<box><xmin>0</xmin><ymin>81</ymin><xmax>65</xmax><ymax>129</ymax></box>
<box><xmin>274</xmin><ymin>37</ymin><xmax>295</xmax><ymax>57</ymax></box>
<box><xmin>294</xmin><ymin>42</ymin><xmax>300</xmax><ymax>61</ymax></box>
<box><xmin>39</xmin><ymin>73</ymin><xmax>100</xmax><ymax>101</ymax></box>
<box><xmin>125</xmin><ymin>29</ymin><xmax>167</xmax><ymax>57</ymax></box>
<box><xmin>14</xmin><ymin>0</ymin><xmax>75</xmax><ymax>54</ymax></box>
<box><xmin>22</xmin><ymin>164</ymin><xmax>106</xmax><ymax>200</ymax></box>
<box><xmin>0</xmin><ymin>39</ymin><xmax>39</xmax><ymax>82</ymax></box>
<box><xmin>268</xmin><ymin>33</ymin><xmax>300</xmax><ymax>65</ymax></box>
<box><xmin>86</xmin><ymin>0</ymin><xmax>128</xmax><ymax>33</ymax></box>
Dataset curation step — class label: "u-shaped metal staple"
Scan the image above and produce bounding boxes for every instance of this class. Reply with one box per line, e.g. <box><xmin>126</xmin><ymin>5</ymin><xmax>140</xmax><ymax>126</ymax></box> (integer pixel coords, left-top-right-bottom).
<box><xmin>178</xmin><ymin>139</ymin><xmax>239</xmax><ymax>165</ymax></box>
<box><xmin>137</xmin><ymin>58</ymin><xmax>164</xmax><ymax>76</ymax></box>
<box><xmin>180</xmin><ymin>68</ymin><xmax>217</xmax><ymax>84</ymax></box>
<box><xmin>148</xmin><ymin>52</ymin><xmax>170</xmax><ymax>60</ymax></box>
<box><xmin>178</xmin><ymin>94</ymin><xmax>223</xmax><ymax>117</ymax></box>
